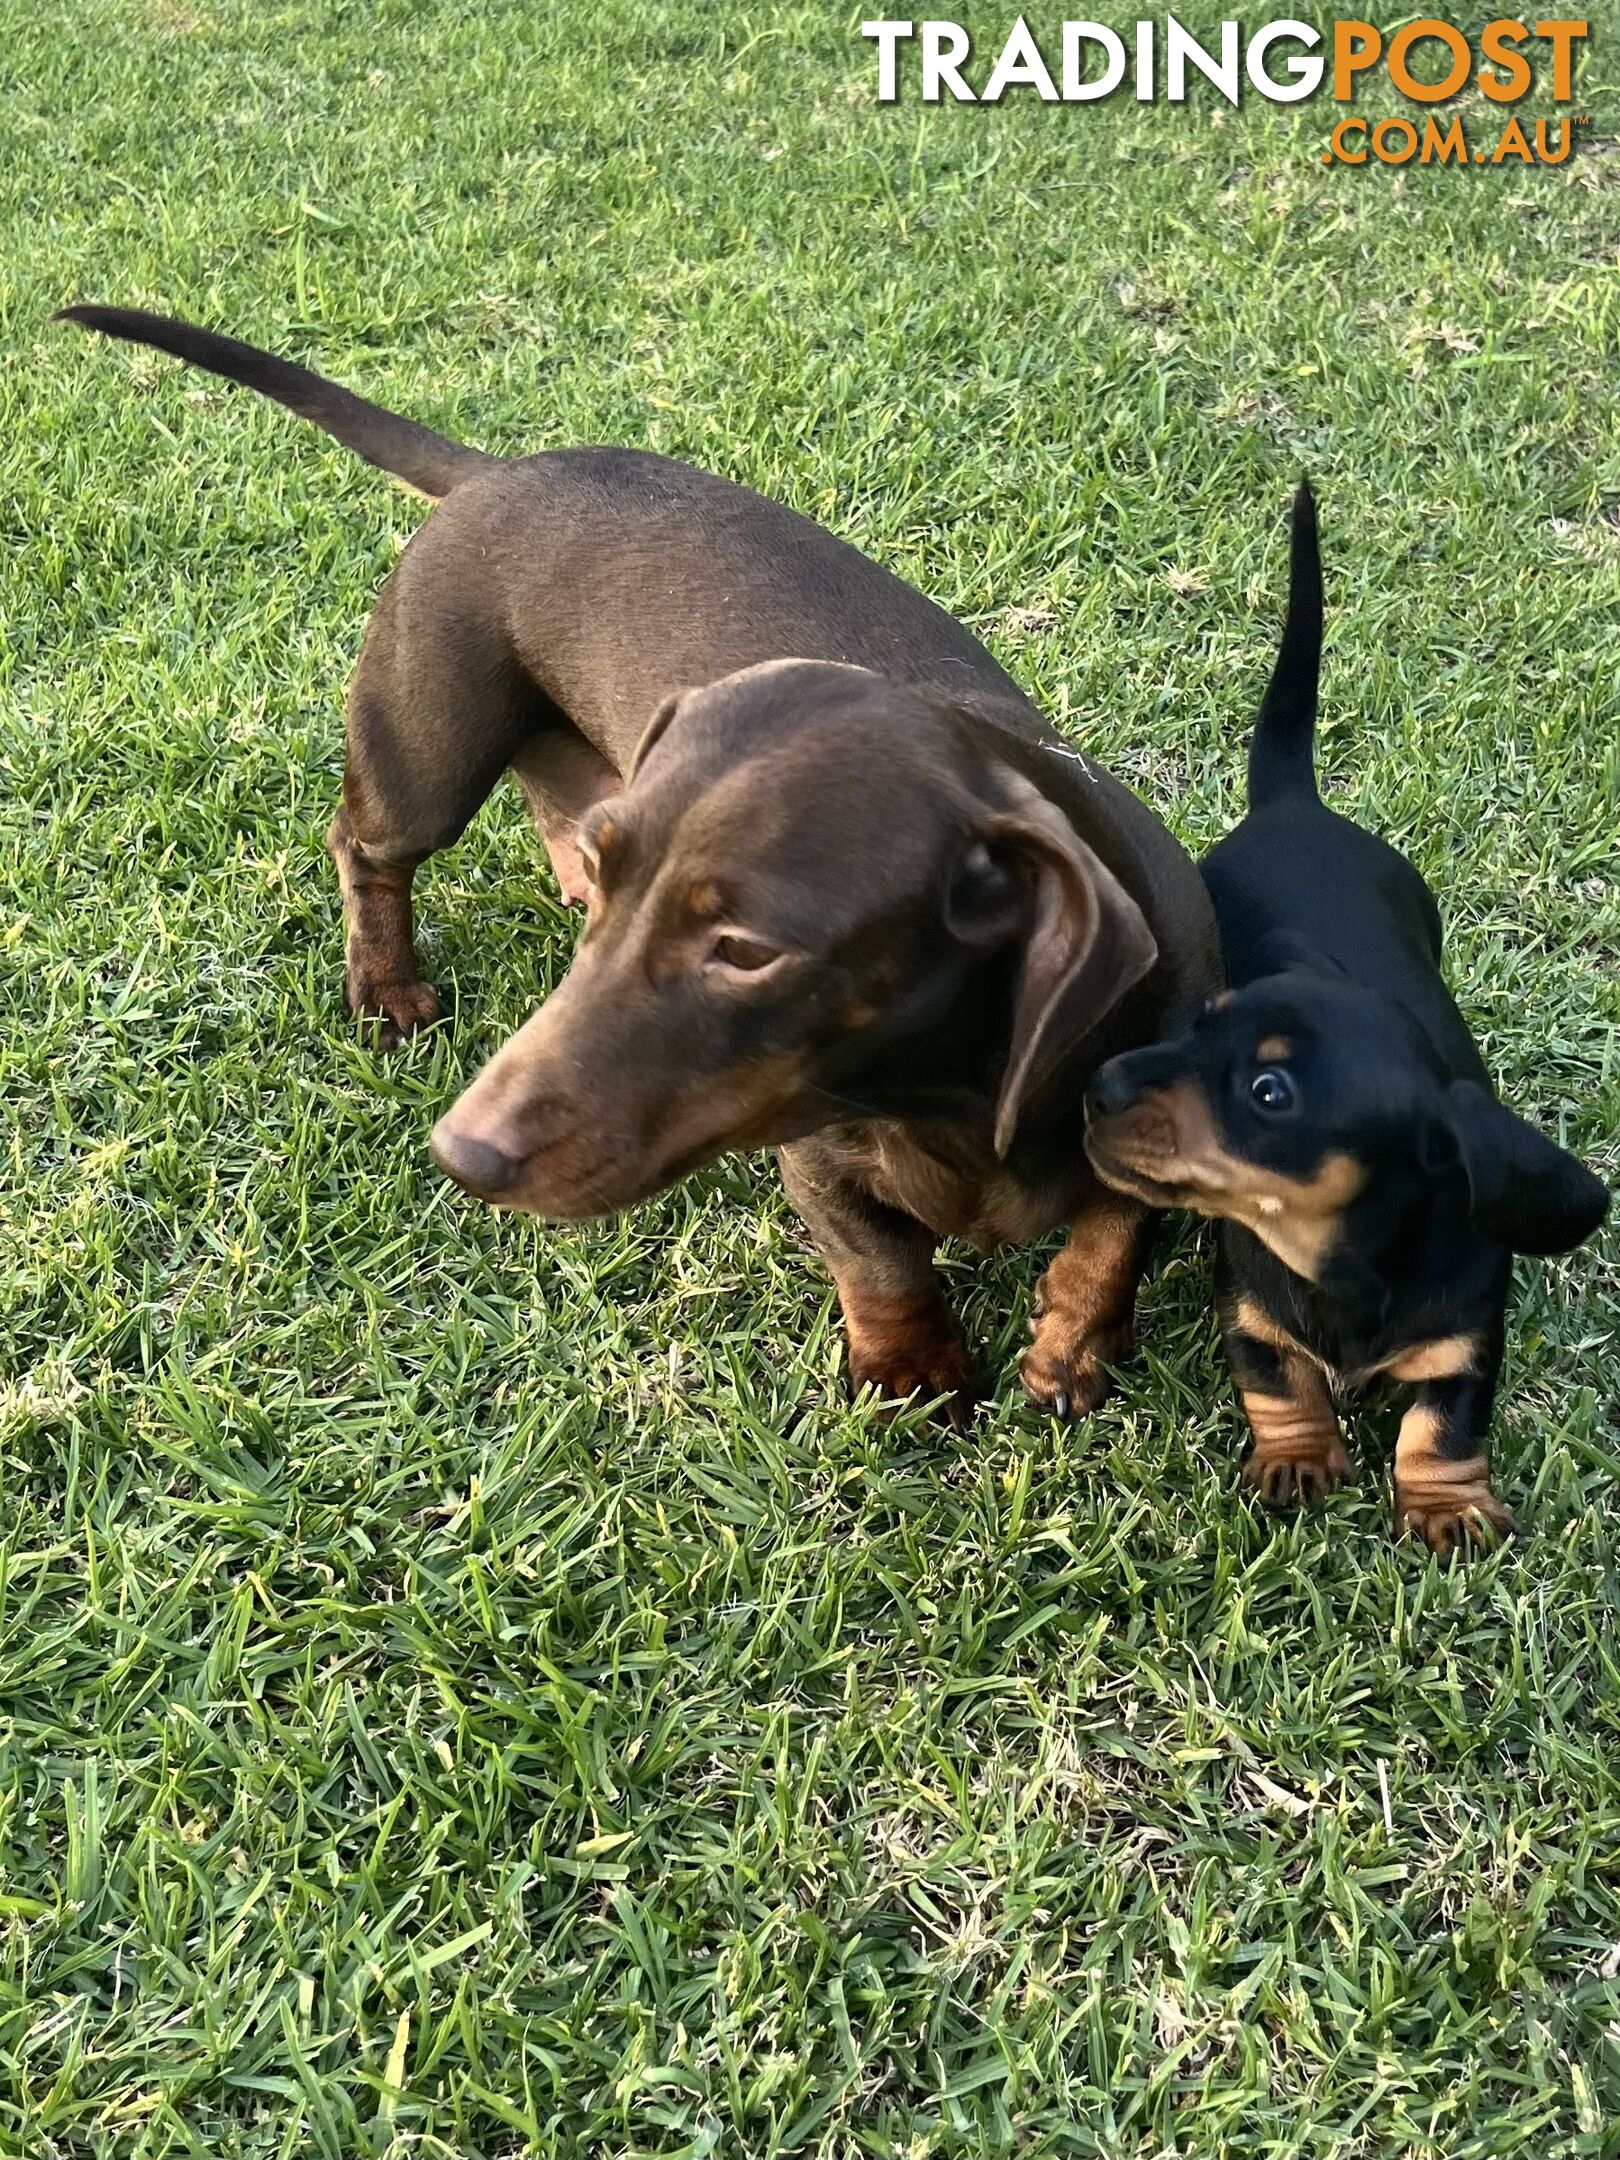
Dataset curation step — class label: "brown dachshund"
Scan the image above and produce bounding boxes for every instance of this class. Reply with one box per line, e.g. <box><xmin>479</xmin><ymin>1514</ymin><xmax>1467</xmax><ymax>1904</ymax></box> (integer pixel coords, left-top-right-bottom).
<box><xmin>60</xmin><ymin>305</ymin><xmax>1221</xmax><ymax>1418</ymax></box>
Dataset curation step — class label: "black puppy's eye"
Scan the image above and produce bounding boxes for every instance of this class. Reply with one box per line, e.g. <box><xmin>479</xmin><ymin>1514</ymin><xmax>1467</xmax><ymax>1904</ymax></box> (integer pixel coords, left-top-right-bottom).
<box><xmin>1250</xmin><ymin>1067</ymin><xmax>1297</xmax><ymax>1115</ymax></box>
<box><xmin>711</xmin><ymin>933</ymin><xmax>781</xmax><ymax>973</ymax></box>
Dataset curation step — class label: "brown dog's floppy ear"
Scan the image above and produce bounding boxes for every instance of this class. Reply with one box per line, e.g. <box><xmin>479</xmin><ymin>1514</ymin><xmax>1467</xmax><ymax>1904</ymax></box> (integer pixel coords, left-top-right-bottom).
<box><xmin>1442</xmin><ymin>1080</ymin><xmax>1608</xmax><ymax>1255</ymax></box>
<box><xmin>984</xmin><ymin>803</ymin><xmax>1158</xmax><ymax>1156</ymax></box>
<box><xmin>627</xmin><ymin>690</ymin><xmax>687</xmax><ymax>781</ymax></box>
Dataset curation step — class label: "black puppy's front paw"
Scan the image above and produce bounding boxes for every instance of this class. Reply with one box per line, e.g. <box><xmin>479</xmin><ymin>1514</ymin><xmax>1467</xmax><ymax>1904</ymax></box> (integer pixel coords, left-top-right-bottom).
<box><xmin>1242</xmin><ymin>1433</ymin><xmax>1354</xmax><ymax>1509</ymax></box>
<box><xmin>1395</xmin><ymin>1479</ymin><xmax>1514</xmax><ymax>1556</ymax></box>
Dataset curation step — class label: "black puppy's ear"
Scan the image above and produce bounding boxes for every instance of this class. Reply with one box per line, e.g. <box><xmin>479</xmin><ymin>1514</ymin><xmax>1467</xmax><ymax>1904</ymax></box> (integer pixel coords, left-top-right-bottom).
<box><xmin>983</xmin><ymin>806</ymin><xmax>1158</xmax><ymax>1156</ymax></box>
<box><xmin>627</xmin><ymin>690</ymin><xmax>687</xmax><ymax>780</ymax></box>
<box><xmin>1442</xmin><ymin>1080</ymin><xmax>1608</xmax><ymax>1255</ymax></box>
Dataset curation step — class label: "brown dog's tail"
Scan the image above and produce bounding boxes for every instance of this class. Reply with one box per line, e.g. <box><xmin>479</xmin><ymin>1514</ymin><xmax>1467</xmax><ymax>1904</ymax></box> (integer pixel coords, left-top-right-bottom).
<box><xmin>55</xmin><ymin>306</ymin><xmax>499</xmax><ymax>500</ymax></box>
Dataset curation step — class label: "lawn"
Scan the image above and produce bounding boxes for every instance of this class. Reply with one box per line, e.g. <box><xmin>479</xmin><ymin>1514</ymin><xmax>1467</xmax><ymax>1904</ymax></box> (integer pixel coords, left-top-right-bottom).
<box><xmin>2</xmin><ymin>2</ymin><xmax>1619</xmax><ymax>2153</ymax></box>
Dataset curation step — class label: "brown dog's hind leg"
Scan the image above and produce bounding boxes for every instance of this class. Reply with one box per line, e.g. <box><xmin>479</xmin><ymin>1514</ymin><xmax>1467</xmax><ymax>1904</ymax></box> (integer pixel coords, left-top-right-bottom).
<box><xmin>331</xmin><ymin>541</ymin><xmax>581</xmax><ymax>1044</ymax></box>
<box><xmin>778</xmin><ymin>1139</ymin><xmax>975</xmax><ymax>1425</ymax></box>
<box><xmin>1224</xmin><ymin>1309</ymin><xmax>1352</xmax><ymax>1507</ymax></box>
<box><xmin>1390</xmin><ymin>1337</ymin><xmax>1510</xmax><ymax>1553</ymax></box>
<box><xmin>1020</xmin><ymin>1182</ymin><xmax>1152</xmax><ymax>1419</ymax></box>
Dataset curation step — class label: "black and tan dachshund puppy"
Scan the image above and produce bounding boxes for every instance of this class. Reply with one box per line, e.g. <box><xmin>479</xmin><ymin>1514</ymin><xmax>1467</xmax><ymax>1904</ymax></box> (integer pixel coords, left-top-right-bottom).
<box><xmin>1085</xmin><ymin>482</ymin><xmax>1607</xmax><ymax>1550</ymax></box>
<box><xmin>57</xmin><ymin>305</ymin><xmax>1221</xmax><ymax>1423</ymax></box>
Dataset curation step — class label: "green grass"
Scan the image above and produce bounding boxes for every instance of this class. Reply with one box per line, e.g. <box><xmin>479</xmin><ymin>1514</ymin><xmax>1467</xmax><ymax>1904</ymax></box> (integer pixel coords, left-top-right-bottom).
<box><xmin>2</xmin><ymin>1</ymin><xmax>1619</xmax><ymax>2152</ymax></box>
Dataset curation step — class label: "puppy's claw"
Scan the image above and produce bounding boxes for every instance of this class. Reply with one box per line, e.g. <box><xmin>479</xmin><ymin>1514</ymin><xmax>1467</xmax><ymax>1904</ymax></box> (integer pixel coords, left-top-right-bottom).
<box><xmin>1019</xmin><ymin>1321</ymin><xmax>1130</xmax><ymax>1422</ymax></box>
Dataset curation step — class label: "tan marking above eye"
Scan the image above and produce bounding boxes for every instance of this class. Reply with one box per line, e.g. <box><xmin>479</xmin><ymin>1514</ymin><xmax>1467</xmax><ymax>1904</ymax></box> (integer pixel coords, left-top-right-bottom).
<box><xmin>841</xmin><ymin>1001</ymin><xmax>877</xmax><ymax>1031</ymax></box>
<box><xmin>687</xmin><ymin>879</ymin><xmax>724</xmax><ymax>920</ymax></box>
<box><xmin>1256</xmin><ymin>1036</ymin><xmax>1293</xmax><ymax>1063</ymax></box>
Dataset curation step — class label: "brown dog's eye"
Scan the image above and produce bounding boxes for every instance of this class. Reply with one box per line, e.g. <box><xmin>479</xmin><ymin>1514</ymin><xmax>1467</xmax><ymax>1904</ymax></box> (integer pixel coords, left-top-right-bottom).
<box><xmin>711</xmin><ymin>933</ymin><xmax>782</xmax><ymax>973</ymax></box>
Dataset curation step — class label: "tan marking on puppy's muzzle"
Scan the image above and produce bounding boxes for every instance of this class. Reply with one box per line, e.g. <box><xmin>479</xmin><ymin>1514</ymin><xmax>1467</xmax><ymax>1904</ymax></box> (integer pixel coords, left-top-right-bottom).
<box><xmin>1088</xmin><ymin>1081</ymin><xmax>1364</xmax><ymax>1281</ymax></box>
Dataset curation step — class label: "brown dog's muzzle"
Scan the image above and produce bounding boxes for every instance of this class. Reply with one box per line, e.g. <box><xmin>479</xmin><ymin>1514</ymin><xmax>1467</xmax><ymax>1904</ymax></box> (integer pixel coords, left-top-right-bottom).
<box><xmin>430</xmin><ymin>958</ymin><xmax>819</xmax><ymax>1221</ymax></box>
<box><xmin>429</xmin><ymin>961</ymin><xmax>647</xmax><ymax>1217</ymax></box>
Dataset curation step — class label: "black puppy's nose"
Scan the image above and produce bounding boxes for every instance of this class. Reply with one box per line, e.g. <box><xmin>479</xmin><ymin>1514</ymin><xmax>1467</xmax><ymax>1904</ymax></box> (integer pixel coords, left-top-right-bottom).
<box><xmin>1087</xmin><ymin>1061</ymin><xmax>1141</xmax><ymax>1120</ymax></box>
<box><xmin>431</xmin><ymin>1120</ymin><xmax>523</xmax><ymax>1197</ymax></box>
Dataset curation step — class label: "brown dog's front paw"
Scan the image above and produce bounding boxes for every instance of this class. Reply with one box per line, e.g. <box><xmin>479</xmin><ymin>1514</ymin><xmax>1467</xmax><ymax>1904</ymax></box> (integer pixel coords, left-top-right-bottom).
<box><xmin>1395</xmin><ymin>1479</ymin><xmax>1514</xmax><ymax>1556</ymax></box>
<box><xmin>846</xmin><ymin>1301</ymin><xmax>976</xmax><ymax>1426</ymax></box>
<box><xmin>1242</xmin><ymin>1434</ymin><xmax>1354</xmax><ymax>1509</ymax></box>
<box><xmin>349</xmin><ymin>977</ymin><xmax>441</xmax><ymax>1050</ymax></box>
<box><xmin>1020</xmin><ymin>1316</ymin><xmax>1132</xmax><ymax>1421</ymax></box>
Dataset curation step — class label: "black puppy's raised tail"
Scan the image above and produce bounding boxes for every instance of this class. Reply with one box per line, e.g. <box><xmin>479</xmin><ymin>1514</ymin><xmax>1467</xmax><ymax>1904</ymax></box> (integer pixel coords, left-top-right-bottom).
<box><xmin>1249</xmin><ymin>477</ymin><xmax>1323</xmax><ymax>809</ymax></box>
<box><xmin>55</xmin><ymin>306</ymin><xmax>499</xmax><ymax>500</ymax></box>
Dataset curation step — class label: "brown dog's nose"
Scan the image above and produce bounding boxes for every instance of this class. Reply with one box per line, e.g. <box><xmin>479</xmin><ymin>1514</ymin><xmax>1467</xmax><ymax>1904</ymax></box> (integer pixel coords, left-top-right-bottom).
<box><xmin>431</xmin><ymin>1119</ymin><xmax>524</xmax><ymax>1197</ymax></box>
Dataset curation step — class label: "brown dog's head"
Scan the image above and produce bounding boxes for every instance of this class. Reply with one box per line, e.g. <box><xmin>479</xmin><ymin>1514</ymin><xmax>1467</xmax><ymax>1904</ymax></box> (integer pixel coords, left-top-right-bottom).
<box><xmin>430</xmin><ymin>660</ymin><xmax>1158</xmax><ymax>1219</ymax></box>
<box><xmin>1084</xmin><ymin>972</ymin><xmax>1608</xmax><ymax>1276</ymax></box>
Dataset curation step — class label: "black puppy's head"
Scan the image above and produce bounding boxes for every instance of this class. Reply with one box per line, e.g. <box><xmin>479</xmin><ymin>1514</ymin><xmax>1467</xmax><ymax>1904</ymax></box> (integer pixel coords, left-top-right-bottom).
<box><xmin>432</xmin><ymin>660</ymin><xmax>1158</xmax><ymax>1218</ymax></box>
<box><xmin>1085</xmin><ymin>971</ymin><xmax>1607</xmax><ymax>1276</ymax></box>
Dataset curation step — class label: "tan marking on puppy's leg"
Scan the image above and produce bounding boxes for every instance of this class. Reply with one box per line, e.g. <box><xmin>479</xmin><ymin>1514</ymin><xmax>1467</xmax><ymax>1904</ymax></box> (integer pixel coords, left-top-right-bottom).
<box><xmin>1238</xmin><ymin>1358</ymin><xmax>1353</xmax><ymax>1508</ymax></box>
<box><xmin>1394</xmin><ymin>1397</ymin><xmax>1512</xmax><ymax>1554</ymax></box>
<box><xmin>1020</xmin><ymin>1185</ymin><xmax>1152</xmax><ymax>1419</ymax></box>
<box><xmin>1233</xmin><ymin>1295</ymin><xmax>1306</xmax><ymax>1358</ymax></box>
<box><xmin>1380</xmin><ymin>1334</ymin><xmax>1479</xmax><ymax>1385</ymax></box>
<box><xmin>777</xmin><ymin>1140</ymin><xmax>976</xmax><ymax>1429</ymax></box>
<box><xmin>327</xmin><ymin>809</ymin><xmax>439</xmax><ymax>1046</ymax></box>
